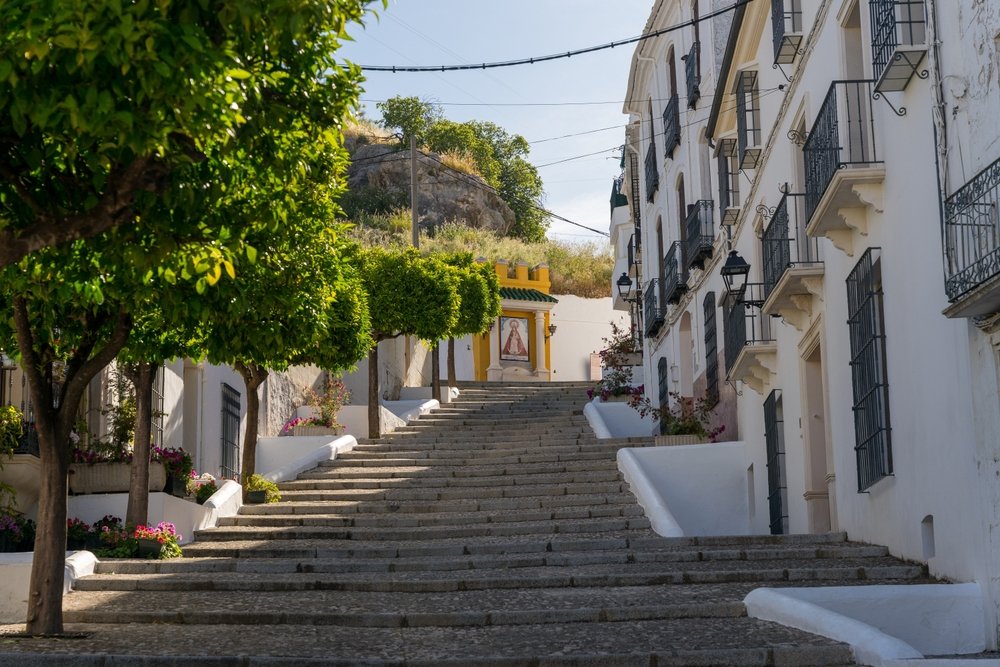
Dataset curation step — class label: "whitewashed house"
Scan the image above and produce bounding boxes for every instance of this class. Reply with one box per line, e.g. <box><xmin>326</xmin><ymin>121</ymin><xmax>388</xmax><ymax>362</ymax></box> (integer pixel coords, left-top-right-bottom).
<box><xmin>614</xmin><ymin>0</ymin><xmax>1000</xmax><ymax>647</ymax></box>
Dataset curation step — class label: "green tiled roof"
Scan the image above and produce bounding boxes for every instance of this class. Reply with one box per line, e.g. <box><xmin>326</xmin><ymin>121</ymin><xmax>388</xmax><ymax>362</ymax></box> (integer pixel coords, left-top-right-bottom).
<box><xmin>499</xmin><ymin>287</ymin><xmax>559</xmax><ymax>303</ymax></box>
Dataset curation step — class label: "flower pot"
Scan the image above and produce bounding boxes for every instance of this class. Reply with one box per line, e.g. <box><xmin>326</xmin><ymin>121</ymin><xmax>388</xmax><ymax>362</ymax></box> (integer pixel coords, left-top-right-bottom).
<box><xmin>245</xmin><ymin>490</ymin><xmax>267</xmax><ymax>504</ymax></box>
<box><xmin>0</xmin><ymin>534</ymin><xmax>15</xmax><ymax>553</ymax></box>
<box><xmin>164</xmin><ymin>474</ymin><xmax>188</xmax><ymax>498</ymax></box>
<box><xmin>67</xmin><ymin>536</ymin><xmax>87</xmax><ymax>551</ymax></box>
<box><xmin>291</xmin><ymin>425</ymin><xmax>342</xmax><ymax>437</ymax></box>
<box><xmin>68</xmin><ymin>462</ymin><xmax>166</xmax><ymax>495</ymax></box>
<box><xmin>136</xmin><ymin>538</ymin><xmax>162</xmax><ymax>559</ymax></box>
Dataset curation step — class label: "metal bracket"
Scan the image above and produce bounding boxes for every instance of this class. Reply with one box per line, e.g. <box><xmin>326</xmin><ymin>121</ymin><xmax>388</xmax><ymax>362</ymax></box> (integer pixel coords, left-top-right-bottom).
<box><xmin>786</xmin><ymin>128</ymin><xmax>809</xmax><ymax>146</ymax></box>
<box><xmin>772</xmin><ymin>62</ymin><xmax>793</xmax><ymax>83</ymax></box>
<box><xmin>872</xmin><ymin>90</ymin><xmax>907</xmax><ymax>117</ymax></box>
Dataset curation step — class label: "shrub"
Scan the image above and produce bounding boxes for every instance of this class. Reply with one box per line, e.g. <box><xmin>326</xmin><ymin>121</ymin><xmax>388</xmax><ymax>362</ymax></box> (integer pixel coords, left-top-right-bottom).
<box><xmin>244</xmin><ymin>474</ymin><xmax>281</xmax><ymax>504</ymax></box>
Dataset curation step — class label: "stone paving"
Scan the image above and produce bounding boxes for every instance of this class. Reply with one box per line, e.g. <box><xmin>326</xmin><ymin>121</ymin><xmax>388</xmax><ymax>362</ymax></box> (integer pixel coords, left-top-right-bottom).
<box><xmin>0</xmin><ymin>381</ymin><xmax>931</xmax><ymax>665</ymax></box>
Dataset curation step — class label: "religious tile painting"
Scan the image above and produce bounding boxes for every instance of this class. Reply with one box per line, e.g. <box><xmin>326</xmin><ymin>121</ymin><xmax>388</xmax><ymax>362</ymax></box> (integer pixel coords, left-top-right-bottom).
<box><xmin>500</xmin><ymin>316</ymin><xmax>530</xmax><ymax>362</ymax></box>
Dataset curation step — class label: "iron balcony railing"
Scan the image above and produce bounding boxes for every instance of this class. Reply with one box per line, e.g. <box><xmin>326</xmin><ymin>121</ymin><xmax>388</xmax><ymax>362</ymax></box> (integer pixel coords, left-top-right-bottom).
<box><xmin>644</xmin><ymin>279</ymin><xmax>665</xmax><ymax>337</ymax></box>
<box><xmin>870</xmin><ymin>0</ymin><xmax>927</xmax><ymax>91</ymax></box>
<box><xmin>629</xmin><ymin>153</ymin><xmax>642</xmax><ymax>225</ymax></box>
<box><xmin>771</xmin><ymin>0</ymin><xmax>803</xmax><ymax>65</ymax></box>
<box><xmin>723</xmin><ymin>283</ymin><xmax>775</xmax><ymax>375</ymax></box>
<box><xmin>943</xmin><ymin>155</ymin><xmax>1000</xmax><ymax>303</ymax></box>
<box><xmin>663</xmin><ymin>241</ymin><xmax>688</xmax><ymax>304</ymax></box>
<box><xmin>684</xmin><ymin>41</ymin><xmax>701</xmax><ymax>108</ymax></box>
<box><xmin>610</xmin><ymin>176</ymin><xmax>629</xmax><ymax>214</ymax></box>
<box><xmin>684</xmin><ymin>200</ymin><xmax>715</xmax><ymax>271</ymax></box>
<box><xmin>804</xmin><ymin>80</ymin><xmax>882</xmax><ymax>225</ymax></box>
<box><xmin>645</xmin><ymin>141</ymin><xmax>659</xmax><ymax>202</ymax></box>
<box><xmin>761</xmin><ymin>192</ymin><xmax>822</xmax><ymax>302</ymax></box>
<box><xmin>662</xmin><ymin>93</ymin><xmax>681</xmax><ymax>158</ymax></box>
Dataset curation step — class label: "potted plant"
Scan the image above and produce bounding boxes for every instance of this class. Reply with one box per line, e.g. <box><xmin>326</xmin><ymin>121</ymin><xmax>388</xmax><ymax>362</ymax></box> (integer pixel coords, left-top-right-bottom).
<box><xmin>66</xmin><ymin>517</ymin><xmax>91</xmax><ymax>551</ymax></box>
<box><xmin>132</xmin><ymin>522</ymin><xmax>182</xmax><ymax>559</ymax></box>
<box><xmin>283</xmin><ymin>377</ymin><xmax>350</xmax><ymax>436</ymax></box>
<box><xmin>244</xmin><ymin>474</ymin><xmax>281</xmax><ymax>504</ymax></box>
<box><xmin>153</xmin><ymin>447</ymin><xmax>193</xmax><ymax>497</ymax></box>
<box><xmin>0</xmin><ymin>510</ymin><xmax>33</xmax><ymax>553</ymax></box>
<box><xmin>194</xmin><ymin>478</ymin><xmax>219</xmax><ymax>505</ymax></box>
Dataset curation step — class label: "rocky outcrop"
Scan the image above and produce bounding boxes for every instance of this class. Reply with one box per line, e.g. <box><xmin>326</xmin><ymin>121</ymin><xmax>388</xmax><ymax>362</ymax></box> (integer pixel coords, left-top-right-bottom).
<box><xmin>346</xmin><ymin>140</ymin><xmax>515</xmax><ymax>235</ymax></box>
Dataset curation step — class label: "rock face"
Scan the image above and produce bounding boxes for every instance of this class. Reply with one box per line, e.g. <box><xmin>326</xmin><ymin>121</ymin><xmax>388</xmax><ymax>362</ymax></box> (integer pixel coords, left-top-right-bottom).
<box><xmin>346</xmin><ymin>140</ymin><xmax>515</xmax><ymax>235</ymax></box>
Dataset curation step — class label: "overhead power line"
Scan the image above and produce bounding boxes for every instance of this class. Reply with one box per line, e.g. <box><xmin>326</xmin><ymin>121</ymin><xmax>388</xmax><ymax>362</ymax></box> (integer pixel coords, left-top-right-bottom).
<box><xmin>359</xmin><ymin>0</ymin><xmax>751</xmax><ymax>72</ymax></box>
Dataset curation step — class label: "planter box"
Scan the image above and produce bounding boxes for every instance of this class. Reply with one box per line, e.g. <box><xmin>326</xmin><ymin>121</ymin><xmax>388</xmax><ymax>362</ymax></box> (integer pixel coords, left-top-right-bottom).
<box><xmin>653</xmin><ymin>434</ymin><xmax>709</xmax><ymax>446</ymax></box>
<box><xmin>291</xmin><ymin>425</ymin><xmax>342</xmax><ymax>437</ymax></box>
<box><xmin>136</xmin><ymin>538</ymin><xmax>161</xmax><ymax>559</ymax></box>
<box><xmin>68</xmin><ymin>462</ymin><xmax>166</xmax><ymax>495</ymax></box>
<box><xmin>245</xmin><ymin>490</ymin><xmax>267</xmax><ymax>504</ymax></box>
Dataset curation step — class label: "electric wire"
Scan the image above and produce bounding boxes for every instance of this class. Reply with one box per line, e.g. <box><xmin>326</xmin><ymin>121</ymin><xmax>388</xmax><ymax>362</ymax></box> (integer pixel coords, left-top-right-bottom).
<box><xmin>358</xmin><ymin>0</ymin><xmax>751</xmax><ymax>72</ymax></box>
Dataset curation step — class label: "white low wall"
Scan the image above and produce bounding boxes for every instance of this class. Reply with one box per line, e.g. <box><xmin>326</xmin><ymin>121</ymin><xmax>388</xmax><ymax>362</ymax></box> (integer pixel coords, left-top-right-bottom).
<box><xmin>745</xmin><ymin>583</ymin><xmax>986</xmax><ymax>666</ymax></box>
<box><xmin>0</xmin><ymin>551</ymin><xmax>96</xmax><ymax>623</ymax></box>
<box><xmin>617</xmin><ymin>442</ymin><xmax>750</xmax><ymax>537</ymax></box>
<box><xmin>584</xmin><ymin>397</ymin><xmax>658</xmax><ymax>438</ymax></box>
<box><xmin>385</xmin><ymin>399</ymin><xmax>439</xmax><ymax>424</ymax></box>
<box><xmin>257</xmin><ymin>435</ymin><xmax>357</xmax><ymax>484</ymax></box>
<box><xmin>68</xmin><ymin>491</ymin><xmax>216</xmax><ymax>546</ymax></box>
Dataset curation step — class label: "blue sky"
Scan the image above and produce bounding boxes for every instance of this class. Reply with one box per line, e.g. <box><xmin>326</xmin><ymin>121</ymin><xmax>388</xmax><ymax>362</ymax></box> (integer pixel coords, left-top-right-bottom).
<box><xmin>338</xmin><ymin>1</ymin><xmax>653</xmax><ymax>244</ymax></box>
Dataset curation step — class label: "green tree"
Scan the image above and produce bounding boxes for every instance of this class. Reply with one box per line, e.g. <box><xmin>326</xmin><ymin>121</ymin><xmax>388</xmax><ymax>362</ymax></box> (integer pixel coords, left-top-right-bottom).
<box><xmin>200</xmin><ymin>226</ymin><xmax>372</xmax><ymax>488</ymax></box>
<box><xmin>442</xmin><ymin>255</ymin><xmax>501</xmax><ymax>387</ymax></box>
<box><xmin>358</xmin><ymin>248</ymin><xmax>460</xmax><ymax>437</ymax></box>
<box><xmin>376</xmin><ymin>96</ymin><xmax>442</xmax><ymax>146</ymax></box>
<box><xmin>0</xmin><ymin>0</ymin><xmax>381</xmax><ymax>268</ymax></box>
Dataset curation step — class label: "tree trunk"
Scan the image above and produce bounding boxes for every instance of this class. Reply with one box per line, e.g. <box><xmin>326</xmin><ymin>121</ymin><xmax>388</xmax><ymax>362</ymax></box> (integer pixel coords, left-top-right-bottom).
<box><xmin>125</xmin><ymin>362</ymin><xmax>158</xmax><ymax>527</ymax></box>
<box><xmin>431</xmin><ymin>343</ymin><xmax>440</xmax><ymax>403</ymax></box>
<box><xmin>234</xmin><ymin>362</ymin><xmax>268</xmax><ymax>490</ymax></box>
<box><xmin>13</xmin><ymin>299</ymin><xmax>131</xmax><ymax>635</ymax></box>
<box><xmin>447</xmin><ymin>337</ymin><xmax>457</xmax><ymax>388</ymax></box>
<box><xmin>368</xmin><ymin>344</ymin><xmax>380</xmax><ymax>439</ymax></box>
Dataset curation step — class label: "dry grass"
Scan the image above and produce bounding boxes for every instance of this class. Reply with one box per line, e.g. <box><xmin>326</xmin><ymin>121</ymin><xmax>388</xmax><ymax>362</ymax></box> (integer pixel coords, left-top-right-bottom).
<box><xmin>346</xmin><ymin>221</ymin><xmax>612</xmax><ymax>298</ymax></box>
<box><xmin>436</xmin><ymin>150</ymin><xmax>481</xmax><ymax>177</ymax></box>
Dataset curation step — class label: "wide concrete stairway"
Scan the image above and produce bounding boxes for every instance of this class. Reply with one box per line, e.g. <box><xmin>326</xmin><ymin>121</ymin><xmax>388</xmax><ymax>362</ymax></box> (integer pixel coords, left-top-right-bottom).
<box><xmin>59</xmin><ymin>382</ymin><xmax>928</xmax><ymax>665</ymax></box>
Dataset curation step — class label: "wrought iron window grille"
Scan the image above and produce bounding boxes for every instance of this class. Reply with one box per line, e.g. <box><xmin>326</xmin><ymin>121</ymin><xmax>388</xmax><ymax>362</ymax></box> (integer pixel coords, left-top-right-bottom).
<box><xmin>846</xmin><ymin>248</ymin><xmax>892</xmax><ymax>492</ymax></box>
<box><xmin>704</xmin><ymin>292</ymin><xmax>719</xmax><ymax>405</ymax></box>
<box><xmin>736</xmin><ymin>71</ymin><xmax>762</xmax><ymax>170</ymax></box>
<box><xmin>663</xmin><ymin>241</ymin><xmax>689</xmax><ymax>305</ymax></box>
<box><xmin>645</xmin><ymin>141</ymin><xmax>659</xmax><ymax>202</ymax></box>
<box><xmin>662</xmin><ymin>93</ymin><xmax>681</xmax><ymax>158</ymax></box>
<box><xmin>771</xmin><ymin>0</ymin><xmax>803</xmax><ymax>66</ymax></box>
<box><xmin>644</xmin><ymin>279</ymin><xmax>666</xmax><ymax>337</ymax></box>
<box><xmin>716</xmin><ymin>138</ymin><xmax>741</xmax><ymax>225</ymax></box>
<box><xmin>629</xmin><ymin>153</ymin><xmax>643</xmax><ymax>226</ymax></box>
<box><xmin>870</xmin><ymin>0</ymin><xmax>928</xmax><ymax>93</ymax></box>
<box><xmin>764</xmin><ymin>389</ymin><xmax>789</xmax><ymax>534</ymax></box>
<box><xmin>685</xmin><ymin>200</ymin><xmax>716</xmax><ymax>271</ymax></box>
<box><xmin>682</xmin><ymin>41</ymin><xmax>701</xmax><ymax>108</ymax></box>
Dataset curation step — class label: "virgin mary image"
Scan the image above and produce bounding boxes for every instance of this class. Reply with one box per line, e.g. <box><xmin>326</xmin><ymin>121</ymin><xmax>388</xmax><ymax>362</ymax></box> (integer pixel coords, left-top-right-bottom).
<box><xmin>501</xmin><ymin>318</ymin><xmax>529</xmax><ymax>361</ymax></box>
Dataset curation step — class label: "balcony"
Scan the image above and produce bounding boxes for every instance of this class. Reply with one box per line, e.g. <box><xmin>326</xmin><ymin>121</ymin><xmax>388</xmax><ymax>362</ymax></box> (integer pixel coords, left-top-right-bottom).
<box><xmin>662</xmin><ymin>93</ymin><xmax>681</xmax><ymax>158</ymax></box>
<box><xmin>684</xmin><ymin>200</ymin><xmax>715</xmax><ymax>271</ymax></box>
<box><xmin>761</xmin><ymin>193</ymin><xmax>825</xmax><ymax>330</ymax></box>
<box><xmin>684</xmin><ymin>41</ymin><xmax>701</xmax><ymax>108</ymax></box>
<box><xmin>663</xmin><ymin>241</ymin><xmax>688</xmax><ymax>305</ymax></box>
<box><xmin>610</xmin><ymin>176</ymin><xmax>629</xmax><ymax>214</ymax></box>
<box><xmin>804</xmin><ymin>80</ymin><xmax>884</xmax><ymax>257</ymax></box>
<box><xmin>716</xmin><ymin>138</ymin><xmax>741</xmax><ymax>225</ymax></box>
<box><xmin>870</xmin><ymin>0</ymin><xmax>927</xmax><ymax>93</ymax></box>
<box><xmin>644</xmin><ymin>279</ymin><xmax>665</xmax><ymax>337</ymax></box>
<box><xmin>724</xmin><ymin>284</ymin><xmax>778</xmax><ymax>395</ymax></box>
<box><xmin>644</xmin><ymin>141</ymin><xmax>659</xmax><ymax>202</ymax></box>
<box><xmin>942</xmin><ymin>155</ymin><xmax>1000</xmax><ymax>318</ymax></box>
<box><xmin>771</xmin><ymin>0</ymin><xmax>802</xmax><ymax>65</ymax></box>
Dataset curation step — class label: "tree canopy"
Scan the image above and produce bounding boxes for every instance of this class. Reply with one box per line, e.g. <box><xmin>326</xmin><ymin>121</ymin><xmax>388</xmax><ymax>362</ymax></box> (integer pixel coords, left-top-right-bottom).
<box><xmin>0</xmin><ymin>0</ymin><xmax>382</xmax><ymax>268</ymax></box>
<box><xmin>376</xmin><ymin>96</ymin><xmax>549</xmax><ymax>243</ymax></box>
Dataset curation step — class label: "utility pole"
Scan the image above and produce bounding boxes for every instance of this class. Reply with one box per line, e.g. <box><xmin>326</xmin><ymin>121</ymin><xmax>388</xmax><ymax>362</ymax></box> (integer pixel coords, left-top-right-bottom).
<box><xmin>410</xmin><ymin>134</ymin><xmax>419</xmax><ymax>248</ymax></box>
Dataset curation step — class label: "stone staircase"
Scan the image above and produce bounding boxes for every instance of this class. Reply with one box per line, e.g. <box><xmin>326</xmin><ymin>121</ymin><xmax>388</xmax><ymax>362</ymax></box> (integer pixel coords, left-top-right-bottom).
<box><xmin>32</xmin><ymin>382</ymin><xmax>929</xmax><ymax>664</ymax></box>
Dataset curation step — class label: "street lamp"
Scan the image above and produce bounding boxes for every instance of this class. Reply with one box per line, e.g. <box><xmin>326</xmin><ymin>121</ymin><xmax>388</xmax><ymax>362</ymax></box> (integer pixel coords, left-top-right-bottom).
<box><xmin>616</xmin><ymin>272</ymin><xmax>634</xmax><ymax>301</ymax></box>
<box><xmin>720</xmin><ymin>250</ymin><xmax>751</xmax><ymax>302</ymax></box>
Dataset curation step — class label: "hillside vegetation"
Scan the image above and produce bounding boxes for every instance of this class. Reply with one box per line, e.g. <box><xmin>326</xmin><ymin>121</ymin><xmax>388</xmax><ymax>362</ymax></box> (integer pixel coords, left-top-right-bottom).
<box><xmin>347</xmin><ymin>222</ymin><xmax>612</xmax><ymax>298</ymax></box>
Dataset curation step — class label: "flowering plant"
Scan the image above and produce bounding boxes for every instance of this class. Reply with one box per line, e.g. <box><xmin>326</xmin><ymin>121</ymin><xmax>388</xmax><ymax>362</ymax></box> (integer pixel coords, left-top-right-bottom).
<box><xmin>628</xmin><ymin>390</ymin><xmax>725</xmax><ymax>441</ymax></box>
<box><xmin>152</xmin><ymin>446</ymin><xmax>193</xmax><ymax>479</ymax></box>
<box><xmin>133</xmin><ymin>521</ymin><xmax>182</xmax><ymax>559</ymax></box>
<box><xmin>282</xmin><ymin>377</ymin><xmax>351</xmax><ymax>434</ymax></box>
<box><xmin>66</xmin><ymin>517</ymin><xmax>91</xmax><ymax>545</ymax></box>
<box><xmin>586</xmin><ymin>321</ymin><xmax>643</xmax><ymax>402</ymax></box>
<box><xmin>0</xmin><ymin>510</ymin><xmax>35</xmax><ymax>551</ymax></box>
<box><xmin>195</xmin><ymin>479</ymin><xmax>218</xmax><ymax>505</ymax></box>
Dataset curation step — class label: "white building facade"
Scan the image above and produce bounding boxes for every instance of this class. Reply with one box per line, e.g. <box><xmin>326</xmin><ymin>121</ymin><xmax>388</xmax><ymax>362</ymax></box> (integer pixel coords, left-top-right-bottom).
<box><xmin>613</xmin><ymin>0</ymin><xmax>1000</xmax><ymax>647</ymax></box>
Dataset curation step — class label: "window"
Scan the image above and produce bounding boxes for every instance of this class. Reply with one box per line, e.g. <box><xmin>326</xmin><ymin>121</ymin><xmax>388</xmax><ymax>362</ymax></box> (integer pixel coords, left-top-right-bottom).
<box><xmin>764</xmin><ymin>389</ymin><xmax>788</xmax><ymax>534</ymax></box>
<box><xmin>846</xmin><ymin>248</ymin><xmax>892</xmax><ymax>491</ymax></box>
<box><xmin>657</xmin><ymin>357</ymin><xmax>669</xmax><ymax>407</ymax></box>
<box><xmin>151</xmin><ymin>364</ymin><xmax>166</xmax><ymax>447</ymax></box>
<box><xmin>735</xmin><ymin>70</ymin><xmax>761</xmax><ymax>169</ymax></box>
<box><xmin>703</xmin><ymin>292</ymin><xmax>719</xmax><ymax>404</ymax></box>
<box><xmin>716</xmin><ymin>138</ymin><xmax>741</xmax><ymax>224</ymax></box>
<box><xmin>221</xmin><ymin>383</ymin><xmax>241</xmax><ymax>481</ymax></box>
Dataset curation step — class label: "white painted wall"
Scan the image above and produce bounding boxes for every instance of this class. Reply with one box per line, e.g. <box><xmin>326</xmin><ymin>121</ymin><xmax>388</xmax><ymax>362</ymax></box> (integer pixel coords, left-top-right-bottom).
<box><xmin>549</xmin><ymin>295</ymin><xmax>628</xmax><ymax>381</ymax></box>
<box><xmin>619</xmin><ymin>442</ymin><xmax>750</xmax><ymax>537</ymax></box>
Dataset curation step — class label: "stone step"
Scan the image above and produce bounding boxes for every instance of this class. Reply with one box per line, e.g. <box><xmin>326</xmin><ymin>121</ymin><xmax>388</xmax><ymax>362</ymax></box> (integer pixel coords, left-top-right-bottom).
<box><xmin>218</xmin><ymin>503</ymin><xmax>646</xmax><ymax>528</ymax></box>
<box><xmin>65</xmin><ymin>585</ymin><xmax>752</xmax><ymax>626</ymax></box>
<box><xmin>236</xmin><ymin>493</ymin><xmax>634</xmax><ymax>515</ymax></box>
<box><xmin>337</xmin><ymin>443</ymin><xmax>633</xmax><ymax>460</ymax></box>
<box><xmin>324</xmin><ymin>450</ymin><xmax>621</xmax><ymax>467</ymax></box>
<box><xmin>0</xmin><ymin>619</ymin><xmax>855</xmax><ymax>666</ymax></box>
<box><xmin>193</xmin><ymin>515</ymin><xmax>654</xmax><ymax>542</ymax></box>
<box><xmin>74</xmin><ymin>557</ymin><xmax>926</xmax><ymax>593</ymax></box>
<box><xmin>94</xmin><ymin>543</ymin><xmax>893</xmax><ymax>577</ymax></box>
<box><xmin>272</xmin><ymin>480</ymin><xmax>631</xmax><ymax>502</ymax></box>
<box><xmin>278</xmin><ymin>470</ymin><xmax>625</xmax><ymax>491</ymax></box>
